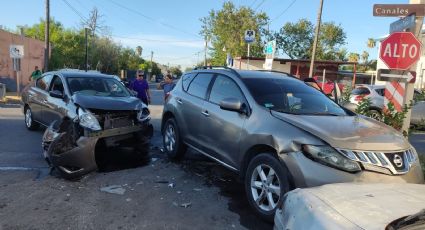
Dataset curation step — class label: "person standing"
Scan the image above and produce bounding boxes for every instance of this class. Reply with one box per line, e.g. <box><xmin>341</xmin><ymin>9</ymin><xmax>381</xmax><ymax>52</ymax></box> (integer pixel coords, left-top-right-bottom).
<box><xmin>130</xmin><ymin>71</ymin><xmax>151</xmax><ymax>105</ymax></box>
<box><xmin>157</xmin><ymin>74</ymin><xmax>176</xmax><ymax>101</ymax></box>
<box><xmin>29</xmin><ymin>66</ymin><xmax>42</xmax><ymax>81</ymax></box>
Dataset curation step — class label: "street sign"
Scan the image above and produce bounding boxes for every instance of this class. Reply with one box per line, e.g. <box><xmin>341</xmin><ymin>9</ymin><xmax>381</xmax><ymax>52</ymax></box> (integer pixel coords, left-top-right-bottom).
<box><xmin>264</xmin><ymin>40</ymin><xmax>276</xmax><ymax>70</ymax></box>
<box><xmin>244</xmin><ymin>30</ymin><xmax>255</xmax><ymax>43</ymax></box>
<box><xmin>373</xmin><ymin>4</ymin><xmax>425</xmax><ymax>17</ymax></box>
<box><xmin>9</xmin><ymin>45</ymin><xmax>24</xmax><ymax>58</ymax></box>
<box><xmin>390</xmin><ymin>14</ymin><xmax>416</xmax><ymax>33</ymax></box>
<box><xmin>377</xmin><ymin>69</ymin><xmax>416</xmax><ymax>83</ymax></box>
<box><xmin>379</xmin><ymin>32</ymin><xmax>422</xmax><ymax>70</ymax></box>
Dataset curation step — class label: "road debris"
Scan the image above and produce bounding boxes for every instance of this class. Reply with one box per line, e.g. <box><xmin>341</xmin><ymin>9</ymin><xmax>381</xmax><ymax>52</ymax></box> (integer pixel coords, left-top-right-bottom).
<box><xmin>193</xmin><ymin>188</ymin><xmax>202</xmax><ymax>192</ymax></box>
<box><xmin>180</xmin><ymin>202</ymin><xmax>192</xmax><ymax>208</ymax></box>
<box><xmin>100</xmin><ymin>185</ymin><xmax>126</xmax><ymax>195</ymax></box>
<box><xmin>168</xmin><ymin>183</ymin><xmax>175</xmax><ymax>188</ymax></box>
<box><xmin>126</xmin><ymin>198</ymin><xmax>132</xmax><ymax>202</ymax></box>
<box><xmin>177</xmin><ymin>191</ymin><xmax>182</xmax><ymax>194</ymax></box>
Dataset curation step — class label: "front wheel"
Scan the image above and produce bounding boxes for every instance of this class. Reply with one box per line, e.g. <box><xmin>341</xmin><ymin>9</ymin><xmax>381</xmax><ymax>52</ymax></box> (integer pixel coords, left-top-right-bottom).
<box><xmin>369</xmin><ymin>109</ymin><xmax>382</xmax><ymax>121</ymax></box>
<box><xmin>245</xmin><ymin>153</ymin><xmax>290</xmax><ymax>222</ymax></box>
<box><xmin>24</xmin><ymin>106</ymin><xmax>39</xmax><ymax>130</ymax></box>
<box><xmin>162</xmin><ymin>118</ymin><xmax>187</xmax><ymax>159</ymax></box>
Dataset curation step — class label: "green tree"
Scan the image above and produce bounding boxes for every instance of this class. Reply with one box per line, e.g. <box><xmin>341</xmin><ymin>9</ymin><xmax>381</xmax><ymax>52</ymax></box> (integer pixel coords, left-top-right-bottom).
<box><xmin>139</xmin><ymin>61</ymin><xmax>161</xmax><ymax>76</ymax></box>
<box><xmin>274</xmin><ymin>18</ymin><xmax>346</xmax><ymax>60</ymax></box>
<box><xmin>200</xmin><ymin>2</ymin><xmax>269</xmax><ymax>65</ymax></box>
<box><xmin>170</xmin><ymin>66</ymin><xmax>183</xmax><ymax>77</ymax></box>
<box><xmin>367</xmin><ymin>38</ymin><xmax>376</xmax><ymax>48</ymax></box>
<box><xmin>348</xmin><ymin>52</ymin><xmax>360</xmax><ymax>62</ymax></box>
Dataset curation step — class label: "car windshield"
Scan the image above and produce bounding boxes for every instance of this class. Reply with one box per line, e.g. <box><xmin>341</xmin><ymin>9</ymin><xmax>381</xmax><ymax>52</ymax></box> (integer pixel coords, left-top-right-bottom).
<box><xmin>351</xmin><ymin>87</ymin><xmax>370</xmax><ymax>95</ymax></box>
<box><xmin>67</xmin><ymin>77</ymin><xmax>130</xmax><ymax>97</ymax></box>
<box><xmin>243</xmin><ymin>77</ymin><xmax>347</xmax><ymax>116</ymax></box>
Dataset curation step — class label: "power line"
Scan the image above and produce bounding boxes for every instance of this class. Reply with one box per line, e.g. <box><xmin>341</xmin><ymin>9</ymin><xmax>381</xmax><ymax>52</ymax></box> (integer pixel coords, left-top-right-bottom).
<box><xmin>61</xmin><ymin>0</ymin><xmax>88</xmax><ymax>23</ymax></box>
<box><xmin>107</xmin><ymin>0</ymin><xmax>201</xmax><ymax>38</ymax></box>
<box><xmin>253</xmin><ymin>0</ymin><xmax>266</xmax><ymax>11</ymax></box>
<box><xmin>104</xmin><ymin>33</ymin><xmax>203</xmax><ymax>43</ymax></box>
<box><xmin>270</xmin><ymin>0</ymin><xmax>297</xmax><ymax>23</ymax></box>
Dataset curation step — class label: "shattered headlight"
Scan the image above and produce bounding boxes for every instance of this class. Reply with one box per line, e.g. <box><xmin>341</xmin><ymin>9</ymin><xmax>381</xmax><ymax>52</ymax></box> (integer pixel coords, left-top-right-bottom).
<box><xmin>137</xmin><ymin>107</ymin><xmax>151</xmax><ymax>122</ymax></box>
<box><xmin>302</xmin><ymin>145</ymin><xmax>361</xmax><ymax>173</ymax></box>
<box><xmin>78</xmin><ymin>108</ymin><xmax>101</xmax><ymax>131</ymax></box>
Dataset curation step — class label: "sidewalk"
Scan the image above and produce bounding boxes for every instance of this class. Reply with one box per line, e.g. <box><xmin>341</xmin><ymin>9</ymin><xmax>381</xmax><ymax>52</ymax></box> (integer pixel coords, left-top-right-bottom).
<box><xmin>0</xmin><ymin>92</ymin><xmax>21</xmax><ymax>105</ymax></box>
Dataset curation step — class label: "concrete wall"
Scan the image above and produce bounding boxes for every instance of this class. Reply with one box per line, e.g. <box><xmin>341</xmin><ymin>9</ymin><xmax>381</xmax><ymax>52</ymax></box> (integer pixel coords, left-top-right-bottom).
<box><xmin>232</xmin><ymin>59</ymin><xmax>291</xmax><ymax>72</ymax></box>
<box><xmin>0</xmin><ymin>29</ymin><xmax>45</xmax><ymax>92</ymax></box>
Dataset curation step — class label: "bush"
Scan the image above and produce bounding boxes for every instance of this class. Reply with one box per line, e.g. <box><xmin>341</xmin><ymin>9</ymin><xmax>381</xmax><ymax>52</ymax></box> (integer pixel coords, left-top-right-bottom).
<box><xmin>419</xmin><ymin>154</ymin><xmax>425</xmax><ymax>179</ymax></box>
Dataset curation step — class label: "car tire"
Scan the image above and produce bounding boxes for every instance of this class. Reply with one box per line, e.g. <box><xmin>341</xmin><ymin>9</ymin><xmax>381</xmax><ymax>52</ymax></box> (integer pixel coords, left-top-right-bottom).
<box><xmin>162</xmin><ymin>118</ymin><xmax>187</xmax><ymax>160</ymax></box>
<box><xmin>369</xmin><ymin>109</ymin><xmax>382</xmax><ymax>121</ymax></box>
<box><xmin>245</xmin><ymin>153</ymin><xmax>290</xmax><ymax>222</ymax></box>
<box><xmin>24</xmin><ymin>106</ymin><xmax>39</xmax><ymax>130</ymax></box>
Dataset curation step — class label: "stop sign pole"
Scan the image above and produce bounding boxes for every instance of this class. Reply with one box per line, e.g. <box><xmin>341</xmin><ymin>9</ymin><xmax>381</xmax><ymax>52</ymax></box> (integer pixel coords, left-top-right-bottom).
<box><xmin>403</xmin><ymin>0</ymin><xmax>424</xmax><ymax>132</ymax></box>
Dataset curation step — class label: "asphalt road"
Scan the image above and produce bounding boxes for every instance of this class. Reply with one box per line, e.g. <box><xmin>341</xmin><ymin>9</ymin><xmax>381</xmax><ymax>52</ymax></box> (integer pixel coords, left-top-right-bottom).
<box><xmin>0</xmin><ymin>89</ymin><xmax>271</xmax><ymax>230</ymax></box>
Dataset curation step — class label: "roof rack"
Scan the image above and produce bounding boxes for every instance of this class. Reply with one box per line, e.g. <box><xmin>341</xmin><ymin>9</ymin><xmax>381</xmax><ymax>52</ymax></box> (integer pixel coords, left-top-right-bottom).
<box><xmin>193</xmin><ymin>66</ymin><xmax>240</xmax><ymax>77</ymax></box>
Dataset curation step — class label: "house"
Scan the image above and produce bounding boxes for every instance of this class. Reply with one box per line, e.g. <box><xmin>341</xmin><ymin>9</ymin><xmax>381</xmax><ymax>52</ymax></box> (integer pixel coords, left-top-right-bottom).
<box><xmin>0</xmin><ymin>29</ymin><xmax>45</xmax><ymax>92</ymax></box>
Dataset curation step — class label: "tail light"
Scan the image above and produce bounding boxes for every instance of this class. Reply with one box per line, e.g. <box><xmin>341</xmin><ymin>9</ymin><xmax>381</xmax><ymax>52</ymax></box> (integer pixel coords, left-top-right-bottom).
<box><xmin>354</xmin><ymin>95</ymin><xmax>364</xmax><ymax>101</ymax></box>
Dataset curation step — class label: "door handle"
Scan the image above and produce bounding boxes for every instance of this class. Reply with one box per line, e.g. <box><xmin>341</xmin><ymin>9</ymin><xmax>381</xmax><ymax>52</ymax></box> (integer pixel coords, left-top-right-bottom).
<box><xmin>176</xmin><ymin>98</ymin><xmax>183</xmax><ymax>104</ymax></box>
<box><xmin>201</xmin><ymin>111</ymin><xmax>210</xmax><ymax>117</ymax></box>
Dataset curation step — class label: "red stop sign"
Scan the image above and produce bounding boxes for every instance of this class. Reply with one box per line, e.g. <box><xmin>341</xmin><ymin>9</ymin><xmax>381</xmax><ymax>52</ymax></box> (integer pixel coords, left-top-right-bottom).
<box><xmin>379</xmin><ymin>32</ymin><xmax>422</xmax><ymax>70</ymax></box>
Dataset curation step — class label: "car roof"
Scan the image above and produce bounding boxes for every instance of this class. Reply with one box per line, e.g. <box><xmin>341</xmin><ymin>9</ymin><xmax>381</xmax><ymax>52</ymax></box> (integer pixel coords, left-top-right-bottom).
<box><xmin>356</xmin><ymin>84</ymin><xmax>385</xmax><ymax>89</ymax></box>
<box><xmin>189</xmin><ymin>68</ymin><xmax>295</xmax><ymax>80</ymax></box>
<box><xmin>47</xmin><ymin>70</ymin><xmax>117</xmax><ymax>79</ymax></box>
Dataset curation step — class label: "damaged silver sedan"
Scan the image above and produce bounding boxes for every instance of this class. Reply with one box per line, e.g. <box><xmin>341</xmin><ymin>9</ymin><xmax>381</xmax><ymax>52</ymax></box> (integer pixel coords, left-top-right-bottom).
<box><xmin>21</xmin><ymin>70</ymin><xmax>153</xmax><ymax>179</ymax></box>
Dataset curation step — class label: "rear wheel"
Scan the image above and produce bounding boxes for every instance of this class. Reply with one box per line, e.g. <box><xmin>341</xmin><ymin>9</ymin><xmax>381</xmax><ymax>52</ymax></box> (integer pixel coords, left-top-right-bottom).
<box><xmin>245</xmin><ymin>153</ymin><xmax>290</xmax><ymax>222</ymax></box>
<box><xmin>163</xmin><ymin>118</ymin><xmax>187</xmax><ymax>159</ymax></box>
<box><xmin>24</xmin><ymin>106</ymin><xmax>39</xmax><ymax>130</ymax></box>
<box><xmin>369</xmin><ymin>109</ymin><xmax>382</xmax><ymax>121</ymax></box>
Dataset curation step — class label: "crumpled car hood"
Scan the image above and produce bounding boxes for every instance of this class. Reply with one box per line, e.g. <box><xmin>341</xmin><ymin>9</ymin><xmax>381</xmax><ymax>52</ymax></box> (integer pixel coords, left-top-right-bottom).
<box><xmin>72</xmin><ymin>94</ymin><xmax>142</xmax><ymax>110</ymax></box>
<box><xmin>271</xmin><ymin>111</ymin><xmax>410</xmax><ymax>151</ymax></box>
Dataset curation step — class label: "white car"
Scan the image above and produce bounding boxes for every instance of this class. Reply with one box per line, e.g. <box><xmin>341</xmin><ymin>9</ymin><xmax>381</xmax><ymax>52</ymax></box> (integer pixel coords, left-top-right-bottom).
<box><xmin>350</xmin><ymin>84</ymin><xmax>385</xmax><ymax>119</ymax></box>
<box><xmin>274</xmin><ymin>183</ymin><xmax>425</xmax><ymax>230</ymax></box>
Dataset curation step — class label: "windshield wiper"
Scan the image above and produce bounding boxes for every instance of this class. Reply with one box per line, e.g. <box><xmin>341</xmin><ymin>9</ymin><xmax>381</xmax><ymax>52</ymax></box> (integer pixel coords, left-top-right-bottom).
<box><xmin>387</xmin><ymin>209</ymin><xmax>425</xmax><ymax>229</ymax></box>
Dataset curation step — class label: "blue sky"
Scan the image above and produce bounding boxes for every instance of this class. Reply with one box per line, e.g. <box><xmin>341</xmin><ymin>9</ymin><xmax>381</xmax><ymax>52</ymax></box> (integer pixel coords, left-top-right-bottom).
<box><xmin>1</xmin><ymin>0</ymin><xmax>409</xmax><ymax>69</ymax></box>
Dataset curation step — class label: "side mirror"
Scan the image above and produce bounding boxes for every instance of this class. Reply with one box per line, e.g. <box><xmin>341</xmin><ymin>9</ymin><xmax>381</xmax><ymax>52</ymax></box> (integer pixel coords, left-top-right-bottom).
<box><xmin>50</xmin><ymin>90</ymin><xmax>64</xmax><ymax>99</ymax></box>
<box><xmin>219</xmin><ymin>98</ymin><xmax>247</xmax><ymax>114</ymax></box>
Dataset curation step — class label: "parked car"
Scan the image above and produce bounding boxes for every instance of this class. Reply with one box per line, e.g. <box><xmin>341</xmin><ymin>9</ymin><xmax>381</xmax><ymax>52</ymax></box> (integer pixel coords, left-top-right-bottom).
<box><xmin>274</xmin><ymin>183</ymin><xmax>425</xmax><ymax>230</ymax></box>
<box><xmin>350</xmin><ymin>84</ymin><xmax>385</xmax><ymax>120</ymax></box>
<box><xmin>21</xmin><ymin>70</ymin><xmax>153</xmax><ymax>179</ymax></box>
<box><xmin>155</xmin><ymin>74</ymin><xmax>164</xmax><ymax>83</ymax></box>
<box><xmin>161</xmin><ymin>67</ymin><xmax>424</xmax><ymax>221</ymax></box>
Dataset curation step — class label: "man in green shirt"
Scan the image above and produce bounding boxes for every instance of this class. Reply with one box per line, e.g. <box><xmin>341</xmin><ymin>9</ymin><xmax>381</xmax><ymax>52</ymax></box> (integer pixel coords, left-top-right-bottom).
<box><xmin>29</xmin><ymin>66</ymin><xmax>42</xmax><ymax>81</ymax></box>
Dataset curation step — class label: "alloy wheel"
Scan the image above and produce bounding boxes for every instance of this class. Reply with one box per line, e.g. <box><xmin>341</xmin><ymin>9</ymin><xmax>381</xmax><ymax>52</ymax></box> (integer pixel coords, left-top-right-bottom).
<box><xmin>164</xmin><ymin>124</ymin><xmax>176</xmax><ymax>152</ymax></box>
<box><xmin>250</xmin><ymin>164</ymin><xmax>281</xmax><ymax>212</ymax></box>
<box><xmin>25</xmin><ymin>109</ymin><xmax>32</xmax><ymax>128</ymax></box>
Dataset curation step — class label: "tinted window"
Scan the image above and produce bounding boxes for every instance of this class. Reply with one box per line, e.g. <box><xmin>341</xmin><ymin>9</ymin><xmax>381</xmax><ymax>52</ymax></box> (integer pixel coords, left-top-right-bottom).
<box><xmin>243</xmin><ymin>78</ymin><xmax>347</xmax><ymax>116</ymax></box>
<box><xmin>186</xmin><ymin>73</ymin><xmax>213</xmax><ymax>99</ymax></box>
<box><xmin>182</xmin><ymin>73</ymin><xmax>196</xmax><ymax>91</ymax></box>
<box><xmin>36</xmin><ymin>75</ymin><xmax>53</xmax><ymax>91</ymax></box>
<box><xmin>351</xmin><ymin>87</ymin><xmax>370</xmax><ymax>95</ymax></box>
<box><xmin>49</xmin><ymin>76</ymin><xmax>64</xmax><ymax>93</ymax></box>
<box><xmin>209</xmin><ymin>75</ymin><xmax>245</xmax><ymax>104</ymax></box>
<box><xmin>374</xmin><ymin>88</ymin><xmax>385</xmax><ymax>96</ymax></box>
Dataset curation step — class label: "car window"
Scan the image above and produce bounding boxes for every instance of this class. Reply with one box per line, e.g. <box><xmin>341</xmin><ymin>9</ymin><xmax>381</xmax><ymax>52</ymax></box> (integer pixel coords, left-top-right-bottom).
<box><xmin>243</xmin><ymin>77</ymin><xmax>347</xmax><ymax>116</ymax></box>
<box><xmin>374</xmin><ymin>88</ymin><xmax>385</xmax><ymax>96</ymax></box>
<box><xmin>209</xmin><ymin>75</ymin><xmax>245</xmax><ymax>104</ymax></box>
<box><xmin>186</xmin><ymin>73</ymin><xmax>214</xmax><ymax>99</ymax></box>
<box><xmin>67</xmin><ymin>77</ymin><xmax>130</xmax><ymax>97</ymax></box>
<box><xmin>182</xmin><ymin>73</ymin><xmax>196</xmax><ymax>91</ymax></box>
<box><xmin>351</xmin><ymin>87</ymin><xmax>370</xmax><ymax>95</ymax></box>
<box><xmin>49</xmin><ymin>76</ymin><xmax>64</xmax><ymax>93</ymax></box>
<box><xmin>36</xmin><ymin>74</ymin><xmax>53</xmax><ymax>91</ymax></box>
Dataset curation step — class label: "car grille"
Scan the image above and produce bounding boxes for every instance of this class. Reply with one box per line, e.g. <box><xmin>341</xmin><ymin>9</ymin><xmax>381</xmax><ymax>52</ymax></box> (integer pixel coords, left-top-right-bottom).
<box><xmin>90</xmin><ymin>110</ymin><xmax>136</xmax><ymax>129</ymax></box>
<box><xmin>336</xmin><ymin>148</ymin><xmax>417</xmax><ymax>175</ymax></box>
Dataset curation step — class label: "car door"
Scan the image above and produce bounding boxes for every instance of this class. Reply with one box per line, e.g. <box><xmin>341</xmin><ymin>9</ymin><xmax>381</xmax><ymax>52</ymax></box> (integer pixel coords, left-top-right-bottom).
<box><xmin>198</xmin><ymin>74</ymin><xmax>248</xmax><ymax>168</ymax></box>
<box><xmin>176</xmin><ymin>72</ymin><xmax>214</xmax><ymax>148</ymax></box>
<box><xmin>31</xmin><ymin>74</ymin><xmax>53</xmax><ymax>124</ymax></box>
<box><xmin>43</xmin><ymin>75</ymin><xmax>68</xmax><ymax>126</ymax></box>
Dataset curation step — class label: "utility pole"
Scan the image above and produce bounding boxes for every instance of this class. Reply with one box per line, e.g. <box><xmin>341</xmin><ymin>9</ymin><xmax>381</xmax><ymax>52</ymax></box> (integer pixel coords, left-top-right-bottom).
<box><xmin>150</xmin><ymin>51</ymin><xmax>154</xmax><ymax>81</ymax></box>
<box><xmin>402</xmin><ymin>0</ymin><xmax>425</xmax><ymax>132</ymax></box>
<box><xmin>85</xmin><ymin>28</ymin><xmax>89</xmax><ymax>71</ymax></box>
<box><xmin>204</xmin><ymin>36</ymin><xmax>208</xmax><ymax>66</ymax></box>
<box><xmin>44</xmin><ymin>0</ymin><xmax>50</xmax><ymax>72</ymax></box>
<box><xmin>308</xmin><ymin>0</ymin><xmax>324</xmax><ymax>78</ymax></box>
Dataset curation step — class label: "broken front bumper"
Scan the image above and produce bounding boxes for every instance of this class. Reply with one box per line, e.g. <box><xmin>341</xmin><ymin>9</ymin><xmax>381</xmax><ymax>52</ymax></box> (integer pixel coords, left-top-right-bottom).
<box><xmin>43</xmin><ymin>121</ymin><xmax>153</xmax><ymax>180</ymax></box>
